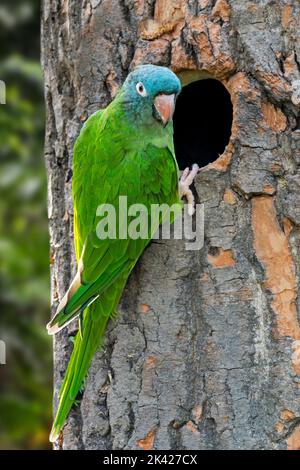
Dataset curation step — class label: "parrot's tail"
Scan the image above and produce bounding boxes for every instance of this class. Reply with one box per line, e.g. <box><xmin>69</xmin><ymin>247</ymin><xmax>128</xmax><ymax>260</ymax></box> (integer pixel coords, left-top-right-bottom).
<box><xmin>49</xmin><ymin>298</ymin><xmax>114</xmax><ymax>443</ymax></box>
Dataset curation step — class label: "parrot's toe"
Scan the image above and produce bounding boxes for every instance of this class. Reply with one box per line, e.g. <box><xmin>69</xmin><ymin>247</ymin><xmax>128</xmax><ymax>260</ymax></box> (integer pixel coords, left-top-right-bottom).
<box><xmin>179</xmin><ymin>164</ymin><xmax>199</xmax><ymax>215</ymax></box>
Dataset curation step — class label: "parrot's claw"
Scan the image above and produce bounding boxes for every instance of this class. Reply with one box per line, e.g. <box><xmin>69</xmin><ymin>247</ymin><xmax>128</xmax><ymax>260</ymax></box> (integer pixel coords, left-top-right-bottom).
<box><xmin>179</xmin><ymin>164</ymin><xmax>199</xmax><ymax>216</ymax></box>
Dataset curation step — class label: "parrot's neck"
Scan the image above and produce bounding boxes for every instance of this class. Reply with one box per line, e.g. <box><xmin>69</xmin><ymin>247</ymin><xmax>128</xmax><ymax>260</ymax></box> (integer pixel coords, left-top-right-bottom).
<box><xmin>107</xmin><ymin>90</ymin><xmax>174</xmax><ymax>150</ymax></box>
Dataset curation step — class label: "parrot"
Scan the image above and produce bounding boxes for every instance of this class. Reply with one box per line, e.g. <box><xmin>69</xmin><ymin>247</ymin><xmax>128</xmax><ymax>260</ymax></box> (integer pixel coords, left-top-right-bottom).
<box><xmin>47</xmin><ymin>64</ymin><xmax>199</xmax><ymax>442</ymax></box>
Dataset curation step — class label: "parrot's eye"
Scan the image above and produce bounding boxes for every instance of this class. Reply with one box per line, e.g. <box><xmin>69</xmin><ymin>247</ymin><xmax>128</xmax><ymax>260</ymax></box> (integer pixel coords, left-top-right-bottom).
<box><xmin>136</xmin><ymin>82</ymin><xmax>147</xmax><ymax>97</ymax></box>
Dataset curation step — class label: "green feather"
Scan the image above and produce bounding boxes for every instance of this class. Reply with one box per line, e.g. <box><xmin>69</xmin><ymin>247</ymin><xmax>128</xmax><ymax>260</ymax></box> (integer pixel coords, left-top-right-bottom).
<box><xmin>48</xmin><ymin>67</ymin><xmax>181</xmax><ymax>442</ymax></box>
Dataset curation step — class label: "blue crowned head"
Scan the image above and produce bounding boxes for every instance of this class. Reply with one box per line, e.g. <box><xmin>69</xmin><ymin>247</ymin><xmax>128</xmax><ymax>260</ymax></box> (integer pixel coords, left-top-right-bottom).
<box><xmin>120</xmin><ymin>64</ymin><xmax>182</xmax><ymax>128</ymax></box>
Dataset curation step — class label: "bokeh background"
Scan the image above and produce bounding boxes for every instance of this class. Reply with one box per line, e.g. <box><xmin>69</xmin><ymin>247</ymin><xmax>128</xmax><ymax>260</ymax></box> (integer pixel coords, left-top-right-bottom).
<box><xmin>0</xmin><ymin>0</ymin><xmax>52</xmax><ymax>449</ymax></box>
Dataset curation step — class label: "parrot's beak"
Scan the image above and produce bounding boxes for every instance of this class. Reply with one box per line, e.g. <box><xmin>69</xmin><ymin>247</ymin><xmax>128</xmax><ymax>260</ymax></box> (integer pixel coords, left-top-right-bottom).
<box><xmin>154</xmin><ymin>93</ymin><xmax>176</xmax><ymax>126</ymax></box>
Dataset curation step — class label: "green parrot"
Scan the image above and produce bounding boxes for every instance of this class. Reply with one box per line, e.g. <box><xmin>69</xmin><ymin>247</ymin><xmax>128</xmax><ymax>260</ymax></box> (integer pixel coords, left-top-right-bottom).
<box><xmin>47</xmin><ymin>64</ymin><xmax>198</xmax><ymax>442</ymax></box>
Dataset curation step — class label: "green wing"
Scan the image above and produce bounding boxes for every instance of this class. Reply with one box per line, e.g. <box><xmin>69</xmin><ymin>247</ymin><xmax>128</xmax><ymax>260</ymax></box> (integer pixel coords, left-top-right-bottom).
<box><xmin>47</xmin><ymin>109</ymin><xmax>179</xmax><ymax>334</ymax></box>
<box><xmin>48</xmin><ymin>106</ymin><xmax>180</xmax><ymax>441</ymax></box>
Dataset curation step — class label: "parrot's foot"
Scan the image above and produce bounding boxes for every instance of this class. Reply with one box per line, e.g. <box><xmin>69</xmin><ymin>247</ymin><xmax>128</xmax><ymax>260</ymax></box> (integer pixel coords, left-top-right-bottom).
<box><xmin>179</xmin><ymin>164</ymin><xmax>199</xmax><ymax>216</ymax></box>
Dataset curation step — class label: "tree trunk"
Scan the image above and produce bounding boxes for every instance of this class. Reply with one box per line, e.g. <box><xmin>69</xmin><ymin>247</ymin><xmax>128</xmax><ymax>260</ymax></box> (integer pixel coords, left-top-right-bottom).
<box><xmin>42</xmin><ymin>0</ymin><xmax>300</xmax><ymax>450</ymax></box>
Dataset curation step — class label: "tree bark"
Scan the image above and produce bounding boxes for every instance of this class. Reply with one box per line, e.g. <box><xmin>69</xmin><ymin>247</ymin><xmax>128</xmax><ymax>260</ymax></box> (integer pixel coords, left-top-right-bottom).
<box><xmin>42</xmin><ymin>0</ymin><xmax>300</xmax><ymax>450</ymax></box>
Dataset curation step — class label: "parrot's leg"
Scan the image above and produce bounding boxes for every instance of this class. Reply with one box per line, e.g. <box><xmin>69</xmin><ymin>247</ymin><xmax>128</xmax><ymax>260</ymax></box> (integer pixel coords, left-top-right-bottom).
<box><xmin>179</xmin><ymin>164</ymin><xmax>199</xmax><ymax>216</ymax></box>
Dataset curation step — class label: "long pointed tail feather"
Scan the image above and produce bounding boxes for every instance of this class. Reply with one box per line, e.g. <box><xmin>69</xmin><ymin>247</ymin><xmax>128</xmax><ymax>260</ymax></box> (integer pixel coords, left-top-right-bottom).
<box><xmin>49</xmin><ymin>279</ymin><xmax>127</xmax><ymax>443</ymax></box>
<box><xmin>49</xmin><ymin>302</ymin><xmax>109</xmax><ymax>442</ymax></box>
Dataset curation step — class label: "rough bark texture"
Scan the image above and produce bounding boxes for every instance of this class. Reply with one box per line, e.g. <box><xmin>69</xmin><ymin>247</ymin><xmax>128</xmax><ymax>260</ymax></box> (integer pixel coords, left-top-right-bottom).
<box><xmin>42</xmin><ymin>0</ymin><xmax>300</xmax><ymax>450</ymax></box>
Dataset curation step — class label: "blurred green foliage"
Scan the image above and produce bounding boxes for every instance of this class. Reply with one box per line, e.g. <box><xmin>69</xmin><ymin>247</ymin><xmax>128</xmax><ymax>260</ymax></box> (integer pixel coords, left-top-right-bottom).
<box><xmin>0</xmin><ymin>0</ymin><xmax>52</xmax><ymax>449</ymax></box>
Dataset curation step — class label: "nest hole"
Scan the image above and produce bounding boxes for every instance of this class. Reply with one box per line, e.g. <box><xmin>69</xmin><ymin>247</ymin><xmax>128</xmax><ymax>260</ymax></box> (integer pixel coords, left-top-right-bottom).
<box><xmin>173</xmin><ymin>78</ymin><xmax>233</xmax><ymax>169</ymax></box>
